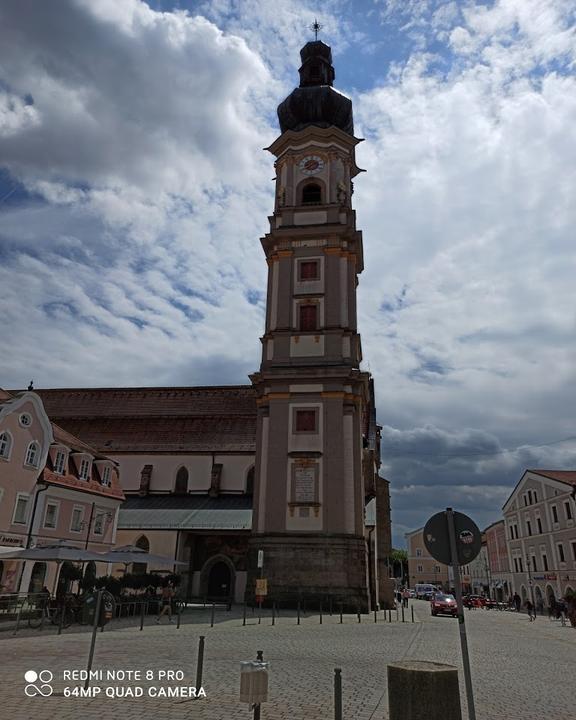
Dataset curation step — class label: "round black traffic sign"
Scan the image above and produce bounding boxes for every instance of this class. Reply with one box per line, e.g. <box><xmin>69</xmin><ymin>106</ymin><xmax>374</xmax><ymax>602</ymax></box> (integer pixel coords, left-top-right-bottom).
<box><xmin>423</xmin><ymin>510</ymin><xmax>482</xmax><ymax>566</ymax></box>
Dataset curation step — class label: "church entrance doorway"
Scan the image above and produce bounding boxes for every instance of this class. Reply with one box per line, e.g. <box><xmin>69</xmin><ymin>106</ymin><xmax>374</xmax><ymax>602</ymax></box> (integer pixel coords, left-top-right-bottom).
<box><xmin>208</xmin><ymin>562</ymin><xmax>231</xmax><ymax>598</ymax></box>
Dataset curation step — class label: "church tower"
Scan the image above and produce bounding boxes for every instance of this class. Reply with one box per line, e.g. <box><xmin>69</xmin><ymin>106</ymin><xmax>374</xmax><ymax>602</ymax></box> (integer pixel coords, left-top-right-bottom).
<box><xmin>249</xmin><ymin>40</ymin><xmax>383</xmax><ymax>609</ymax></box>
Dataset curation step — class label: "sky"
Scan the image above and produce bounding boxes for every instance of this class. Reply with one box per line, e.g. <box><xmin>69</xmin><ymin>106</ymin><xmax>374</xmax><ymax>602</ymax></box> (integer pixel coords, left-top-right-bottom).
<box><xmin>1</xmin><ymin>0</ymin><xmax>575</xmax><ymax>547</ymax></box>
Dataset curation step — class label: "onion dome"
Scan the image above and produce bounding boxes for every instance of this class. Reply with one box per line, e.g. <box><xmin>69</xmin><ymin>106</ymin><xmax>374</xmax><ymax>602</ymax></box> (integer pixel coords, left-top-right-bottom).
<box><xmin>277</xmin><ymin>41</ymin><xmax>354</xmax><ymax>136</ymax></box>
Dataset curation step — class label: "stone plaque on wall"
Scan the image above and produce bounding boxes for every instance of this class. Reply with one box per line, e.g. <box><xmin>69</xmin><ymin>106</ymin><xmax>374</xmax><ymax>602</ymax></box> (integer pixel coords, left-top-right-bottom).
<box><xmin>294</xmin><ymin>466</ymin><xmax>316</xmax><ymax>503</ymax></box>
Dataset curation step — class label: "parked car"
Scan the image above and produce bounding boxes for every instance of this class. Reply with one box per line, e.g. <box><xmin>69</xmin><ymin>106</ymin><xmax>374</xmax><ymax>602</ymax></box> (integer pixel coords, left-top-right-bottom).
<box><xmin>415</xmin><ymin>583</ymin><xmax>440</xmax><ymax>600</ymax></box>
<box><xmin>430</xmin><ymin>593</ymin><xmax>458</xmax><ymax>617</ymax></box>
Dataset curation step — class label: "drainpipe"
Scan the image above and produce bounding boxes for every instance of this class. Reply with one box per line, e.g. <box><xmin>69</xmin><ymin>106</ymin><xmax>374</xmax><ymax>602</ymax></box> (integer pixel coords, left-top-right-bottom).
<box><xmin>25</xmin><ymin>481</ymin><xmax>48</xmax><ymax>549</ymax></box>
<box><xmin>84</xmin><ymin>502</ymin><xmax>95</xmax><ymax>549</ymax></box>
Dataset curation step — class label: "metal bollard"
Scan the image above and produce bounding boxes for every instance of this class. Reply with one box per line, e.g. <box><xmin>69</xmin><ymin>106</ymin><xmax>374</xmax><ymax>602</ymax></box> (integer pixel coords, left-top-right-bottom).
<box><xmin>334</xmin><ymin>667</ymin><xmax>343</xmax><ymax>720</ymax></box>
<box><xmin>374</xmin><ymin>607</ymin><xmax>377</xmax><ymax>623</ymax></box>
<box><xmin>339</xmin><ymin>604</ymin><xmax>343</xmax><ymax>624</ymax></box>
<box><xmin>297</xmin><ymin>600</ymin><xmax>301</xmax><ymax>625</ymax></box>
<box><xmin>411</xmin><ymin>605</ymin><xmax>414</xmax><ymax>623</ymax></box>
<box><xmin>253</xmin><ymin>650</ymin><xmax>264</xmax><ymax>720</ymax></box>
<box><xmin>272</xmin><ymin>602</ymin><xmax>275</xmax><ymax>626</ymax></box>
<box><xmin>58</xmin><ymin>600</ymin><xmax>64</xmax><ymax>635</ymax></box>
<box><xmin>329</xmin><ymin>597</ymin><xmax>333</xmax><ymax>616</ymax></box>
<box><xmin>210</xmin><ymin>602</ymin><xmax>215</xmax><ymax>628</ymax></box>
<box><xmin>357</xmin><ymin>605</ymin><xmax>361</xmax><ymax>623</ymax></box>
<box><xmin>84</xmin><ymin>591</ymin><xmax>103</xmax><ymax>690</ymax></box>
<box><xmin>177</xmin><ymin>602</ymin><xmax>182</xmax><ymax>629</ymax></box>
<box><xmin>243</xmin><ymin>601</ymin><xmax>247</xmax><ymax>627</ymax></box>
<box><xmin>388</xmin><ymin>609</ymin><xmax>392</xmax><ymax>623</ymax></box>
<box><xmin>402</xmin><ymin>605</ymin><xmax>405</xmax><ymax>623</ymax></box>
<box><xmin>320</xmin><ymin>602</ymin><xmax>323</xmax><ymax>625</ymax></box>
<box><xmin>196</xmin><ymin>635</ymin><xmax>205</xmax><ymax>692</ymax></box>
<box><xmin>140</xmin><ymin>601</ymin><xmax>145</xmax><ymax>631</ymax></box>
<box><xmin>13</xmin><ymin>600</ymin><xmax>24</xmax><ymax>636</ymax></box>
<box><xmin>396</xmin><ymin>607</ymin><xmax>399</xmax><ymax>622</ymax></box>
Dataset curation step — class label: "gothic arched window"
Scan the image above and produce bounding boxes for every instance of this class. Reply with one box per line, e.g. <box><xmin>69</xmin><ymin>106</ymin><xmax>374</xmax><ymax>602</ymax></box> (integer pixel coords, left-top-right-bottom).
<box><xmin>245</xmin><ymin>466</ymin><xmax>255</xmax><ymax>495</ymax></box>
<box><xmin>302</xmin><ymin>183</ymin><xmax>322</xmax><ymax>205</ymax></box>
<box><xmin>174</xmin><ymin>466</ymin><xmax>189</xmax><ymax>494</ymax></box>
<box><xmin>133</xmin><ymin>535</ymin><xmax>150</xmax><ymax>575</ymax></box>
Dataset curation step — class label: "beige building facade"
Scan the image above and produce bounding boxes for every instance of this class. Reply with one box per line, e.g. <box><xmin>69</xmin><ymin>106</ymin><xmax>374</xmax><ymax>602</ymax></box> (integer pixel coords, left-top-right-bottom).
<box><xmin>503</xmin><ymin>469</ymin><xmax>576</xmax><ymax>607</ymax></box>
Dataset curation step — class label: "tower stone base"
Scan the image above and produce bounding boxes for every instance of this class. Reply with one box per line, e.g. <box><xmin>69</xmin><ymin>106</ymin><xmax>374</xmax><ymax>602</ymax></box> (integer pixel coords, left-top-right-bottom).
<box><xmin>246</xmin><ymin>534</ymin><xmax>370</xmax><ymax>612</ymax></box>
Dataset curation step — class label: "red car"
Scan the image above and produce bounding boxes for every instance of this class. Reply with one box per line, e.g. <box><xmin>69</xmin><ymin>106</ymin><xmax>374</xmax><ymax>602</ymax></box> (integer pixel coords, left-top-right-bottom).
<box><xmin>430</xmin><ymin>593</ymin><xmax>458</xmax><ymax>617</ymax></box>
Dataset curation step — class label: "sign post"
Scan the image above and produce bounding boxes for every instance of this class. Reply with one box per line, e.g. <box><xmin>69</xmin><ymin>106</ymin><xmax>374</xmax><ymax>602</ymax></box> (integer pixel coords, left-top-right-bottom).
<box><xmin>256</xmin><ymin>550</ymin><xmax>265</xmax><ymax>622</ymax></box>
<box><xmin>446</xmin><ymin>508</ymin><xmax>477</xmax><ymax>720</ymax></box>
<box><xmin>424</xmin><ymin>508</ymin><xmax>480</xmax><ymax>720</ymax></box>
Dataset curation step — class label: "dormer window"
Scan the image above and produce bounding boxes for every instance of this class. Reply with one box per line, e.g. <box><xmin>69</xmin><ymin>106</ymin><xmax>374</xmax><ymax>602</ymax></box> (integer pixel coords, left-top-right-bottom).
<box><xmin>0</xmin><ymin>431</ymin><xmax>12</xmax><ymax>460</ymax></box>
<box><xmin>101</xmin><ymin>465</ymin><xmax>111</xmax><ymax>487</ymax></box>
<box><xmin>24</xmin><ymin>442</ymin><xmax>40</xmax><ymax>468</ymax></box>
<box><xmin>78</xmin><ymin>458</ymin><xmax>91</xmax><ymax>481</ymax></box>
<box><xmin>53</xmin><ymin>450</ymin><xmax>67</xmax><ymax>475</ymax></box>
<box><xmin>302</xmin><ymin>183</ymin><xmax>322</xmax><ymax>205</ymax></box>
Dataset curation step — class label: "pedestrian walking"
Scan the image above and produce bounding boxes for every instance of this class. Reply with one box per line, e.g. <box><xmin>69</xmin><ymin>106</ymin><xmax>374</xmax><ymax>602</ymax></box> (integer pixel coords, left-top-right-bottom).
<box><xmin>525</xmin><ymin>599</ymin><xmax>534</xmax><ymax>621</ymax></box>
<box><xmin>513</xmin><ymin>593</ymin><xmax>521</xmax><ymax>612</ymax></box>
<box><xmin>156</xmin><ymin>581</ymin><xmax>175</xmax><ymax>624</ymax></box>
<box><xmin>402</xmin><ymin>588</ymin><xmax>409</xmax><ymax>609</ymax></box>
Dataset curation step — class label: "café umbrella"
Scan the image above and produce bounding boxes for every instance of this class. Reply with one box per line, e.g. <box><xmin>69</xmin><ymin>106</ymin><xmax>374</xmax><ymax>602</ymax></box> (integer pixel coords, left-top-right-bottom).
<box><xmin>0</xmin><ymin>543</ymin><xmax>107</xmax><ymax>593</ymax></box>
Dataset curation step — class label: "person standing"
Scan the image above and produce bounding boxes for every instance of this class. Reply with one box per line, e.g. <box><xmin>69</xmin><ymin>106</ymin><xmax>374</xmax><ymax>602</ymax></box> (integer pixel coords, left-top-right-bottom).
<box><xmin>513</xmin><ymin>593</ymin><xmax>521</xmax><ymax>612</ymax></box>
<box><xmin>525</xmin><ymin>599</ymin><xmax>534</xmax><ymax>621</ymax></box>
<box><xmin>402</xmin><ymin>588</ymin><xmax>409</xmax><ymax>609</ymax></box>
<box><xmin>156</xmin><ymin>581</ymin><xmax>175</xmax><ymax>624</ymax></box>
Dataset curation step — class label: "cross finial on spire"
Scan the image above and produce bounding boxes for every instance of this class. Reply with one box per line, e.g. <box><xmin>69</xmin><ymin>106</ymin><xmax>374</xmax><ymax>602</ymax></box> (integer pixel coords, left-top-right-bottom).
<box><xmin>310</xmin><ymin>18</ymin><xmax>323</xmax><ymax>41</ymax></box>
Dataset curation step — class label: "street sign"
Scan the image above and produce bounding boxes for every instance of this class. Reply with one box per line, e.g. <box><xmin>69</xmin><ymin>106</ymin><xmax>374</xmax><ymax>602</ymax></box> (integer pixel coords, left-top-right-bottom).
<box><xmin>255</xmin><ymin>578</ymin><xmax>268</xmax><ymax>596</ymax></box>
<box><xmin>257</xmin><ymin>550</ymin><xmax>264</xmax><ymax>568</ymax></box>
<box><xmin>423</xmin><ymin>510</ymin><xmax>482</xmax><ymax>566</ymax></box>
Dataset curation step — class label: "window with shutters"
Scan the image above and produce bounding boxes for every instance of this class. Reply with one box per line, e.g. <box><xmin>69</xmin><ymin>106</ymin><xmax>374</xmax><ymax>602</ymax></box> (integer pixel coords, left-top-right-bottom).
<box><xmin>299</xmin><ymin>260</ymin><xmax>319</xmax><ymax>281</ymax></box>
<box><xmin>299</xmin><ymin>304</ymin><xmax>318</xmax><ymax>331</ymax></box>
<box><xmin>295</xmin><ymin>409</ymin><xmax>318</xmax><ymax>433</ymax></box>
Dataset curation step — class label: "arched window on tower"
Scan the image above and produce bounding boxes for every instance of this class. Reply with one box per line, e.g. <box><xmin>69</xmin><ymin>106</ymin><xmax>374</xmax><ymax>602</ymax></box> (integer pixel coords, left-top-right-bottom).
<box><xmin>302</xmin><ymin>183</ymin><xmax>322</xmax><ymax>205</ymax></box>
<box><xmin>174</xmin><ymin>467</ymin><xmax>189</xmax><ymax>494</ymax></box>
<box><xmin>245</xmin><ymin>466</ymin><xmax>255</xmax><ymax>495</ymax></box>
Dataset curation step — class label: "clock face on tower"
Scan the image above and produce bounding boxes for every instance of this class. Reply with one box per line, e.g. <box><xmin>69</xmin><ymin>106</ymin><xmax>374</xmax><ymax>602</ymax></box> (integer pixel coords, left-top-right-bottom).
<box><xmin>299</xmin><ymin>155</ymin><xmax>325</xmax><ymax>175</ymax></box>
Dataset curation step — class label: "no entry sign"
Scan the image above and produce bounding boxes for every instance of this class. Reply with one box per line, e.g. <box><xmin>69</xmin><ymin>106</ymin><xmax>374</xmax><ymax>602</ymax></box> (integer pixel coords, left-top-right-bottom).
<box><xmin>423</xmin><ymin>510</ymin><xmax>482</xmax><ymax>566</ymax></box>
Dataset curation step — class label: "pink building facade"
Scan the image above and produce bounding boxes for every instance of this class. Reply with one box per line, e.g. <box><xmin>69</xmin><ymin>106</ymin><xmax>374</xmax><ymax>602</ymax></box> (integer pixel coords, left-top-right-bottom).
<box><xmin>0</xmin><ymin>390</ymin><xmax>124</xmax><ymax>594</ymax></box>
<box><xmin>485</xmin><ymin>520</ymin><xmax>512</xmax><ymax>600</ymax></box>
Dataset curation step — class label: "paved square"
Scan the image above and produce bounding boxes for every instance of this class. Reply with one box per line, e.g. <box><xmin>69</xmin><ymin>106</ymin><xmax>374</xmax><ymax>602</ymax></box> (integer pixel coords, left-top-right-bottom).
<box><xmin>0</xmin><ymin>603</ymin><xmax>574</xmax><ymax>719</ymax></box>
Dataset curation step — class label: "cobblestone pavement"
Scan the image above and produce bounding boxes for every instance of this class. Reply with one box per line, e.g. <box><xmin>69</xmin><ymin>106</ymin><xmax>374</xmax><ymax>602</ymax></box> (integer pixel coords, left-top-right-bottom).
<box><xmin>0</xmin><ymin>602</ymin><xmax>574</xmax><ymax>719</ymax></box>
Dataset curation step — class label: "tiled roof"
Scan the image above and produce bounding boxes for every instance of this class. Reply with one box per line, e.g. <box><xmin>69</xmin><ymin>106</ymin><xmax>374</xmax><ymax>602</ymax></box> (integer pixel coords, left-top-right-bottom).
<box><xmin>52</xmin><ymin>422</ymin><xmax>106</xmax><ymax>456</ymax></box>
<box><xmin>43</xmin><ymin>468</ymin><xmax>125</xmax><ymax>500</ymax></box>
<box><xmin>36</xmin><ymin>386</ymin><xmax>256</xmax><ymax>416</ymax></box>
<box><xmin>529</xmin><ymin>469</ymin><xmax>576</xmax><ymax>487</ymax></box>
<box><xmin>32</xmin><ymin>386</ymin><xmax>257</xmax><ymax>453</ymax></box>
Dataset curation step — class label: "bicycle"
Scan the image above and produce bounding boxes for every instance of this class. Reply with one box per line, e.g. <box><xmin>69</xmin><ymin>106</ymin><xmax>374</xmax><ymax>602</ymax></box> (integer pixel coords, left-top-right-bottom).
<box><xmin>28</xmin><ymin>596</ymin><xmax>75</xmax><ymax>629</ymax></box>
